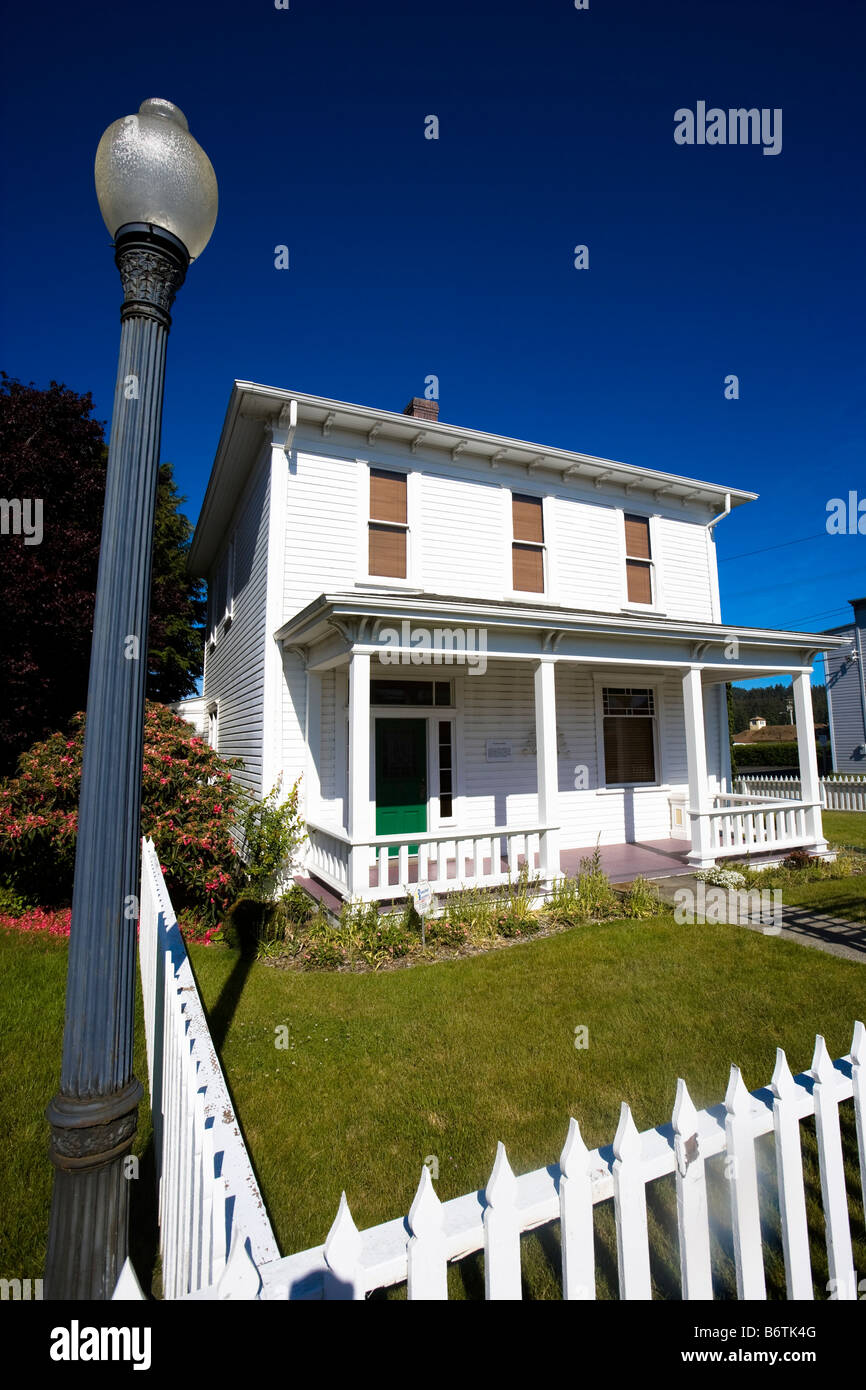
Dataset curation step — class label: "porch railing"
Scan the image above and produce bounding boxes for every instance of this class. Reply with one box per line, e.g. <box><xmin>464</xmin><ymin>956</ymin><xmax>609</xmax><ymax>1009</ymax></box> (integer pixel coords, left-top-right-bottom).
<box><xmin>690</xmin><ymin>793</ymin><xmax>824</xmax><ymax>861</ymax></box>
<box><xmin>306</xmin><ymin>817</ymin><xmax>559</xmax><ymax>903</ymax></box>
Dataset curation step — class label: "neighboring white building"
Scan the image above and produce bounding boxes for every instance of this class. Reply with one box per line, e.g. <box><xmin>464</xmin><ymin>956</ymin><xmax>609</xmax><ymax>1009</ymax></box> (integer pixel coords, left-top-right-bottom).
<box><xmin>188</xmin><ymin>384</ymin><xmax>845</xmax><ymax>902</ymax></box>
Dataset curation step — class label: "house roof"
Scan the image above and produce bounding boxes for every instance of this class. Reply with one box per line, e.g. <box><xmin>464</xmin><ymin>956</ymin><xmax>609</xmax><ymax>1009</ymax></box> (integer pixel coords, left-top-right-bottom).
<box><xmin>189</xmin><ymin>381</ymin><xmax>759</xmax><ymax>575</ymax></box>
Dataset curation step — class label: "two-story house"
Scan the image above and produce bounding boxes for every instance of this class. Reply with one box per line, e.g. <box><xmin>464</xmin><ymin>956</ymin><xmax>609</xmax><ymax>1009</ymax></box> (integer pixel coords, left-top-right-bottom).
<box><xmin>188</xmin><ymin>384</ymin><xmax>845</xmax><ymax>905</ymax></box>
<box><xmin>823</xmin><ymin>598</ymin><xmax>866</xmax><ymax>772</ymax></box>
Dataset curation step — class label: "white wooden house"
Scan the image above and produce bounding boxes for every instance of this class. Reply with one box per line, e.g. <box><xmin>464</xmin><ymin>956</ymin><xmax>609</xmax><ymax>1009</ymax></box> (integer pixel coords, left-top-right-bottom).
<box><xmin>188</xmin><ymin>384</ymin><xmax>846</xmax><ymax>903</ymax></box>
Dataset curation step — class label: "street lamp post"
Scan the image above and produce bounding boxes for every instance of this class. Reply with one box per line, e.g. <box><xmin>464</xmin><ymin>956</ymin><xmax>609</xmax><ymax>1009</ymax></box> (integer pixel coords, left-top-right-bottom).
<box><xmin>44</xmin><ymin>99</ymin><xmax>217</xmax><ymax>1300</ymax></box>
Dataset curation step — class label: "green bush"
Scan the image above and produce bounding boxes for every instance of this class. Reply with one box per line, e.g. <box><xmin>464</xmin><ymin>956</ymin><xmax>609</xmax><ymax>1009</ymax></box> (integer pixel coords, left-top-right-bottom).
<box><xmin>0</xmin><ymin>703</ymin><xmax>245</xmax><ymax>922</ymax></box>
<box><xmin>236</xmin><ymin>776</ymin><xmax>306</xmax><ymax>901</ymax></box>
<box><xmin>619</xmin><ymin>875</ymin><xmax>664</xmax><ymax>919</ymax></box>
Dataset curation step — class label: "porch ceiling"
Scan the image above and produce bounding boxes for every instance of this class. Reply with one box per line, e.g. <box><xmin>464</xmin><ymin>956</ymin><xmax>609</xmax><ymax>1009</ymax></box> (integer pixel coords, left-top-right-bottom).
<box><xmin>276</xmin><ymin>590</ymin><xmax>848</xmax><ymax>680</ymax></box>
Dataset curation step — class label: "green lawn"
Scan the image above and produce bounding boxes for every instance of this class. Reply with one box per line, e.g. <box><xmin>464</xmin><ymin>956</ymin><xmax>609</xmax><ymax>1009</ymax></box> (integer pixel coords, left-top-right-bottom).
<box><xmin>2</xmin><ymin>875</ymin><xmax>864</xmax><ymax>1298</ymax></box>
<box><xmin>0</xmin><ymin>931</ymin><xmax>154</xmax><ymax>1287</ymax></box>
<box><xmin>779</xmin><ymin>811</ymin><xmax>866</xmax><ymax>922</ymax></box>
<box><xmin>824</xmin><ymin>809</ymin><xmax>866</xmax><ymax>851</ymax></box>
<box><xmin>187</xmin><ymin>913</ymin><xmax>865</xmax><ymax>1298</ymax></box>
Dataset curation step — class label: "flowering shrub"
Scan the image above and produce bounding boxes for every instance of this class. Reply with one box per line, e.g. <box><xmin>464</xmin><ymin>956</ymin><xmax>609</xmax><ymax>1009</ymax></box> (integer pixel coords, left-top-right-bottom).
<box><xmin>0</xmin><ymin>703</ymin><xmax>246</xmax><ymax>923</ymax></box>
<box><xmin>0</xmin><ymin>906</ymin><xmax>71</xmax><ymax>937</ymax></box>
<box><xmin>695</xmin><ymin>868</ymin><xmax>746</xmax><ymax>890</ymax></box>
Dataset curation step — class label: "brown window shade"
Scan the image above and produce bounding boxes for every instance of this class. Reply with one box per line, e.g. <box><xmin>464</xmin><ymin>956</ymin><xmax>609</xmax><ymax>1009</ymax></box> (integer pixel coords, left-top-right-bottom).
<box><xmin>513</xmin><ymin>494</ymin><xmax>544</xmax><ymax>543</ymax></box>
<box><xmin>624</xmin><ymin>514</ymin><xmax>651</xmax><ymax>559</ymax></box>
<box><xmin>626</xmin><ymin>558</ymin><xmax>652</xmax><ymax>604</ymax></box>
<box><xmin>603</xmin><ymin>716</ymin><xmax>656</xmax><ymax>784</ymax></box>
<box><xmin>512</xmin><ymin>543</ymin><xmax>544</xmax><ymax>592</ymax></box>
<box><xmin>370</xmin><ymin>468</ymin><xmax>407</xmax><ymax>524</ymax></box>
<box><xmin>369</xmin><ymin>524</ymin><xmax>407</xmax><ymax>578</ymax></box>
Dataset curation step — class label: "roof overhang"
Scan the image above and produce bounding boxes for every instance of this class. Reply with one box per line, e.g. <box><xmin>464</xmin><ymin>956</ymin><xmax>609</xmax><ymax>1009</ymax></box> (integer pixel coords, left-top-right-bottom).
<box><xmin>275</xmin><ymin>591</ymin><xmax>847</xmax><ymax>680</ymax></box>
<box><xmin>189</xmin><ymin>381</ymin><xmax>759</xmax><ymax>575</ymax></box>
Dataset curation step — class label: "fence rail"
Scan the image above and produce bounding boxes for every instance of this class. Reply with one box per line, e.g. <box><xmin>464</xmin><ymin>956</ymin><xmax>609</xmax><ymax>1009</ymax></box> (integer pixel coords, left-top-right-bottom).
<box><xmin>116</xmin><ymin>842</ymin><xmax>864</xmax><ymax>1302</ymax></box>
<box><xmin>736</xmin><ymin>774</ymin><xmax>866</xmax><ymax>813</ymax></box>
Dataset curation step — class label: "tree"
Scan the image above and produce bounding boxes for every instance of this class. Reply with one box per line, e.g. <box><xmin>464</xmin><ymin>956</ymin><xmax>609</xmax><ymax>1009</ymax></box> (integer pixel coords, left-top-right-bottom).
<box><xmin>0</xmin><ymin>375</ymin><xmax>205</xmax><ymax>771</ymax></box>
<box><xmin>148</xmin><ymin>462</ymin><xmax>206</xmax><ymax>703</ymax></box>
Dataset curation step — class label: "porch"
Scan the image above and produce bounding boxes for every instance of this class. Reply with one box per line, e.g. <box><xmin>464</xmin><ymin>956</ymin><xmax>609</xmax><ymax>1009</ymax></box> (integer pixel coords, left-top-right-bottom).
<box><xmin>279</xmin><ymin>592</ymin><xmax>839</xmax><ymax>906</ymax></box>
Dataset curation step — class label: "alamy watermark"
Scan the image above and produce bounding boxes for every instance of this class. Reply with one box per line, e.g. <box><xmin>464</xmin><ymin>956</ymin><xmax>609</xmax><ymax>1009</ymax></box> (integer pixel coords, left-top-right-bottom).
<box><xmin>379</xmin><ymin>621</ymin><xmax>488</xmax><ymax>675</ymax></box>
<box><xmin>0</xmin><ymin>497</ymin><xmax>42</xmax><ymax>545</ymax></box>
<box><xmin>674</xmin><ymin>882</ymin><xmax>782</xmax><ymax>933</ymax></box>
<box><xmin>674</xmin><ymin>103</ymin><xmax>782</xmax><ymax>157</ymax></box>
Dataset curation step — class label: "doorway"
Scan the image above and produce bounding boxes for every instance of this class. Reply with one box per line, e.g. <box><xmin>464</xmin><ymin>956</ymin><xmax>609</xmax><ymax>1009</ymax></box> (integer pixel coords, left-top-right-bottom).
<box><xmin>375</xmin><ymin>718</ymin><xmax>427</xmax><ymax>855</ymax></box>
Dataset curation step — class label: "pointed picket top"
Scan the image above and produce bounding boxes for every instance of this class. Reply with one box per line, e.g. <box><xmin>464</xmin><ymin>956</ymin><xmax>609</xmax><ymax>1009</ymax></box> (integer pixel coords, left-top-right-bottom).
<box><xmin>560</xmin><ymin>1116</ymin><xmax>589</xmax><ymax>1180</ymax></box>
<box><xmin>216</xmin><ymin>1228</ymin><xmax>262</xmax><ymax>1300</ymax></box>
<box><xmin>672</xmin><ymin>1077</ymin><xmax>698</xmax><ymax>1137</ymax></box>
<box><xmin>850</xmin><ymin>1020</ymin><xmax>865</xmax><ymax>1066</ymax></box>
<box><xmin>811</xmin><ymin>1034</ymin><xmax>835</xmax><ymax>1088</ymax></box>
<box><xmin>612</xmin><ymin>1101</ymin><xmax>641</xmax><ymax>1164</ymax></box>
<box><xmin>724</xmin><ymin>1064</ymin><xmax>751</xmax><ymax>1117</ymax></box>
<box><xmin>324</xmin><ymin>1191</ymin><xmax>363</xmax><ymax>1279</ymax></box>
<box><xmin>112</xmin><ymin>1257</ymin><xmax>146</xmax><ymax>1301</ymax></box>
<box><xmin>770</xmin><ymin>1047</ymin><xmax>798</xmax><ymax>1103</ymax></box>
<box><xmin>408</xmin><ymin>1164</ymin><xmax>443</xmax><ymax>1240</ymax></box>
<box><xmin>485</xmin><ymin>1141</ymin><xmax>518</xmax><ymax>1209</ymax></box>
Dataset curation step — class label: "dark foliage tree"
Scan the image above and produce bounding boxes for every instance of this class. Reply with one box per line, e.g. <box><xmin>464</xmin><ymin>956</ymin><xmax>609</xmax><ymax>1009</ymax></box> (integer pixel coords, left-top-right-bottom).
<box><xmin>0</xmin><ymin>375</ymin><xmax>204</xmax><ymax>772</ymax></box>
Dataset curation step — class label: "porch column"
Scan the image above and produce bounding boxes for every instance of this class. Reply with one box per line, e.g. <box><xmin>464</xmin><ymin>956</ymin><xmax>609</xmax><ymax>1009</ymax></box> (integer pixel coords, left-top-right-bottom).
<box><xmin>304</xmin><ymin>668</ymin><xmax>323</xmax><ymax>820</ymax></box>
<box><xmin>534</xmin><ymin>659</ymin><xmax>561</xmax><ymax>880</ymax></box>
<box><xmin>683</xmin><ymin>667</ymin><xmax>715</xmax><ymax>868</ymax></box>
<box><xmin>347</xmin><ymin>650</ymin><xmax>372</xmax><ymax>897</ymax></box>
<box><xmin>792</xmin><ymin>671</ymin><xmax>829</xmax><ymax>853</ymax></box>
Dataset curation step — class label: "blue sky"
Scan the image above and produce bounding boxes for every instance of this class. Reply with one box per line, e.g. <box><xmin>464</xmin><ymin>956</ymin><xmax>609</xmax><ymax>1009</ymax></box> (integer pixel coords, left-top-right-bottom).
<box><xmin>2</xmin><ymin>0</ymin><xmax>863</xmax><ymax>688</ymax></box>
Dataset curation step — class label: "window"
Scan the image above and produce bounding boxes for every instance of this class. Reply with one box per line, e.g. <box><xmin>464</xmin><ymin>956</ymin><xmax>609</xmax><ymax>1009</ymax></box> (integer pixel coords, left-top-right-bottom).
<box><xmin>369</xmin><ymin>468</ymin><xmax>408</xmax><ymax>578</ymax></box>
<box><xmin>209</xmin><ymin>538</ymin><xmax>235</xmax><ymax>643</ymax></box>
<box><xmin>207</xmin><ymin>703</ymin><xmax>218</xmax><ymax>751</ymax></box>
<box><xmin>602</xmin><ymin>687</ymin><xmax>656</xmax><ymax>784</ymax></box>
<box><xmin>438</xmin><ymin>720</ymin><xmax>453</xmax><ymax>818</ymax></box>
<box><xmin>370</xmin><ymin>679</ymin><xmax>452</xmax><ymax>707</ymax></box>
<box><xmin>624</xmin><ymin>514</ymin><xmax>653</xmax><ymax>605</ymax></box>
<box><xmin>512</xmin><ymin>494</ymin><xmax>545</xmax><ymax>593</ymax></box>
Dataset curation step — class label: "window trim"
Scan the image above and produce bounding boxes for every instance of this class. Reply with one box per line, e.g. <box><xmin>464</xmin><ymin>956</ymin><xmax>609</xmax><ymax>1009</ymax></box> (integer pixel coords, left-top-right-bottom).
<box><xmin>619</xmin><ymin>509</ymin><xmax>665</xmax><ymax>613</ymax></box>
<box><xmin>503</xmin><ymin>486</ymin><xmax>557</xmax><ymax>601</ymax></box>
<box><xmin>593</xmin><ymin>677</ymin><xmax>666</xmax><ymax>789</ymax></box>
<box><xmin>358</xmin><ymin>460</ymin><xmax>419</xmax><ymax>588</ymax></box>
<box><xmin>207</xmin><ymin>702</ymin><xmax>219</xmax><ymax>752</ymax></box>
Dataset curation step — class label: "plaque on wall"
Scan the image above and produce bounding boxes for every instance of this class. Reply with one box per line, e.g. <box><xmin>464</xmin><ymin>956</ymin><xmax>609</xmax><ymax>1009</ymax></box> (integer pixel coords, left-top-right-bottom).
<box><xmin>486</xmin><ymin>740</ymin><xmax>512</xmax><ymax>762</ymax></box>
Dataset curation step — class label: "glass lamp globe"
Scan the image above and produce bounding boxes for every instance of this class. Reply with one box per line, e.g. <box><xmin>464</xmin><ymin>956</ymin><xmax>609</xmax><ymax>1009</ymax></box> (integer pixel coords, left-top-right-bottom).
<box><xmin>94</xmin><ymin>99</ymin><xmax>218</xmax><ymax>260</ymax></box>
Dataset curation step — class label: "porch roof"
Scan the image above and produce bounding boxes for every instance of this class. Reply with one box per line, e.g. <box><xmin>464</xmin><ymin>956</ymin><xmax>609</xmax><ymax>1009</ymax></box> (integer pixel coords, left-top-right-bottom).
<box><xmin>275</xmin><ymin>590</ymin><xmax>848</xmax><ymax>680</ymax></box>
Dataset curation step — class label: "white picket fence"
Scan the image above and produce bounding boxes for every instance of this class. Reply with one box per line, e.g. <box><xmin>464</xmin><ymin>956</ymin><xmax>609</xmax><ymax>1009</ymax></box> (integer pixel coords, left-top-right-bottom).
<box><xmin>115</xmin><ymin>840</ymin><xmax>864</xmax><ymax>1303</ymax></box>
<box><xmin>736</xmin><ymin>774</ymin><xmax>866</xmax><ymax>813</ymax></box>
<box><xmin>115</xmin><ymin>838</ymin><xmax>280</xmax><ymax>1300</ymax></box>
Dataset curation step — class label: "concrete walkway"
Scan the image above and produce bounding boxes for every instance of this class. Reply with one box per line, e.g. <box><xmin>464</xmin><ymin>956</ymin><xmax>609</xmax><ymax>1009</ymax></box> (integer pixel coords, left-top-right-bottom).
<box><xmin>648</xmin><ymin>874</ymin><xmax>866</xmax><ymax>965</ymax></box>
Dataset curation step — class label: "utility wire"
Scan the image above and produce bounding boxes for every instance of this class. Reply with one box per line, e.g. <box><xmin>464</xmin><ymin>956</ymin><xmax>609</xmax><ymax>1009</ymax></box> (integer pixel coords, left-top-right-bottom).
<box><xmin>718</xmin><ymin>532</ymin><xmax>828</xmax><ymax>563</ymax></box>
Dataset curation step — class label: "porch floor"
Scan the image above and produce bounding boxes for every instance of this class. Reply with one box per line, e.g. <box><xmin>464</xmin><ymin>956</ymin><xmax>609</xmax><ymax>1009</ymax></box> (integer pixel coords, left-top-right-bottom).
<box><xmin>296</xmin><ymin>837</ymin><xmax>695</xmax><ymax>914</ymax></box>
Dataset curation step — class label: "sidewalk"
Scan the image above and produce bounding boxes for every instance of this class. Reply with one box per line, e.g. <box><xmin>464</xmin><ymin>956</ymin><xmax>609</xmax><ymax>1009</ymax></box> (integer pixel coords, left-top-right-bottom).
<box><xmin>647</xmin><ymin>874</ymin><xmax>866</xmax><ymax>966</ymax></box>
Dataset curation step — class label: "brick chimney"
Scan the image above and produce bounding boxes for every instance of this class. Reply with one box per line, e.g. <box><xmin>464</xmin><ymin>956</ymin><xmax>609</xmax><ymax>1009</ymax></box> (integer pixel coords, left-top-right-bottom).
<box><xmin>402</xmin><ymin>396</ymin><xmax>439</xmax><ymax>422</ymax></box>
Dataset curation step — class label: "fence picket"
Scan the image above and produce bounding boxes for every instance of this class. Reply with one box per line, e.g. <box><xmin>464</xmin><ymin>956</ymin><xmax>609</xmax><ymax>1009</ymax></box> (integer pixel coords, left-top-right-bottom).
<box><xmin>724</xmin><ymin>1066</ymin><xmax>766</xmax><ymax>1300</ymax></box>
<box><xmin>769</xmin><ymin>1049</ymin><xmax>813</xmax><ymax>1299</ymax></box>
<box><xmin>559</xmin><ymin>1118</ymin><xmax>595</xmax><ymax>1300</ymax></box>
<box><xmin>407</xmin><ymin>1166</ymin><xmax>448</xmax><ymax>1300</ymax></box>
<box><xmin>672</xmin><ymin>1079</ymin><xmax>713</xmax><ymax>1300</ymax></box>
<box><xmin>484</xmin><ymin>1142</ymin><xmax>522</xmax><ymax>1300</ymax></box>
<box><xmin>811</xmin><ymin>1035</ymin><xmax>857</xmax><ymax>1300</ymax></box>
<box><xmin>612</xmin><ymin>1102</ymin><xmax>651</xmax><ymax>1300</ymax></box>
<box><xmin>324</xmin><ymin>1192</ymin><xmax>365</xmax><ymax>1300</ymax></box>
<box><xmin>851</xmin><ymin>1021</ymin><xmax>866</xmax><ymax>1218</ymax></box>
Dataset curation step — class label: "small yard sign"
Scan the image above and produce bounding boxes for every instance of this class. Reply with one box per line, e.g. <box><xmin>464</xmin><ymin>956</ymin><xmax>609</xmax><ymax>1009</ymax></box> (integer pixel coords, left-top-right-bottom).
<box><xmin>486</xmin><ymin>739</ymin><xmax>512</xmax><ymax>762</ymax></box>
<box><xmin>409</xmin><ymin>880</ymin><xmax>433</xmax><ymax>947</ymax></box>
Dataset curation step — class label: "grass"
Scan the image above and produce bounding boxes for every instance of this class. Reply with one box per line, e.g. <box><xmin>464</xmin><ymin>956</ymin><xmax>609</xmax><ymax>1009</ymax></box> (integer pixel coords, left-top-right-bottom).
<box><xmin>186</xmin><ymin>912</ymin><xmax>865</xmax><ymax>1298</ymax></box>
<box><xmin>0</xmin><ymin>930</ymin><xmax>154</xmax><ymax>1287</ymax></box>
<box><xmin>823</xmin><ymin>810</ymin><xmax>866</xmax><ymax>851</ymax></box>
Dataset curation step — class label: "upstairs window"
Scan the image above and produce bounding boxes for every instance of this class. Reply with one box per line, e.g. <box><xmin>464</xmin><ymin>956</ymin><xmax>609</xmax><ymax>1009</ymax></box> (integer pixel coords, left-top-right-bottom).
<box><xmin>369</xmin><ymin>468</ymin><xmax>408</xmax><ymax>578</ymax></box>
<box><xmin>512</xmin><ymin>494</ymin><xmax>545</xmax><ymax>593</ymax></box>
<box><xmin>602</xmin><ymin>687</ymin><xmax>656</xmax><ymax>784</ymax></box>
<box><xmin>624</xmin><ymin>514</ymin><xmax>653</xmax><ymax>604</ymax></box>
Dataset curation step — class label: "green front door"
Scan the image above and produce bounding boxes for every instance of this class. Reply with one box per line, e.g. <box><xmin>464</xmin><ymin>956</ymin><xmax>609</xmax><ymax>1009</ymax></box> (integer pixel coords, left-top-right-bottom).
<box><xmin>375</xmin><ymin>719</ymin><xmax>427</xmax><ymax>856</ymax></box>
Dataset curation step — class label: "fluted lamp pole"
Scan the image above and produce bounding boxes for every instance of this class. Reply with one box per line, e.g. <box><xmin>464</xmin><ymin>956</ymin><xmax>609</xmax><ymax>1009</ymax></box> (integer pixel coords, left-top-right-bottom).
<box><xmin>44</xmin><ymin>99</ymin><xmax>217</xmax><ymax>1299</ymax></box>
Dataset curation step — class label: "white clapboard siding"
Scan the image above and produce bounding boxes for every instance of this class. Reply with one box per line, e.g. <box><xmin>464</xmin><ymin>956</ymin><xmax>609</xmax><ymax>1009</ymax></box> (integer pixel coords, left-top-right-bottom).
<box><xmin>116</xmin><ymin>861</ymin><xmax>864</xmax><ymax>1304</ymax></box>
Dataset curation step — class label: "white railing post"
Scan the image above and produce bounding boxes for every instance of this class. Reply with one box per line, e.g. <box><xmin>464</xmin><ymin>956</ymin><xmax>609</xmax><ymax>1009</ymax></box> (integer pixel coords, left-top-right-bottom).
<box><xmin>769</xmin><ymin>1049</ymin><xmax>813</xmax><ymax>1299</ymax></box>
<box><xmin>534</xmin><ymin>658</ymin><xmax>560</xmax><ymax>881</ymax></box>
<box><xmin>612</xmin><ymin>1103</ymin><xmax>652</xmax><ymax>1299</ymax></box>
<box><xmin>792</xmin><ymin>671</ymin><xmax>828</xmax><ymax>852</ymax></box>
<box><xmin>811</xmin><ymin>1036</ymin><xmax>857</xmax><ymax>1300</ymax></box>
<box><xmin>683</xmin><ymin>667</ymin><xmax>715</xmax><ymax>868</ymax></box>
<box><xmin>347</xmin><ymin>650</ymin><xmax>372</xmax><ymax>899</ymax></box>
<box><xmin>672</xmin><ymin>1079</ymin><xmax>713</xmax><ymax>1300</ymax></box>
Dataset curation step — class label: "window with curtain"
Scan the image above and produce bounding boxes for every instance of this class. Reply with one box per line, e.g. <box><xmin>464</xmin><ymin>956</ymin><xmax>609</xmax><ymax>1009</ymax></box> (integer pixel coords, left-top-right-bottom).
<box><xmin>512</xmin><ymin>493</ymin><xmax>545</xmax><ymax>592</ymax></box>
<box><xmin>624</xmin><ymin>513</ymin><xmax>653</xmax><ymax>605</ymax></box>
<box><xmin>369</xmin><ymin>468</ymin><xmax>408</xmax><ymax>578</ymax></box>
<box><xmin>602</xmin><ymin>687</ymin><xmax>657</xmax><ymax>784</ymax></box>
